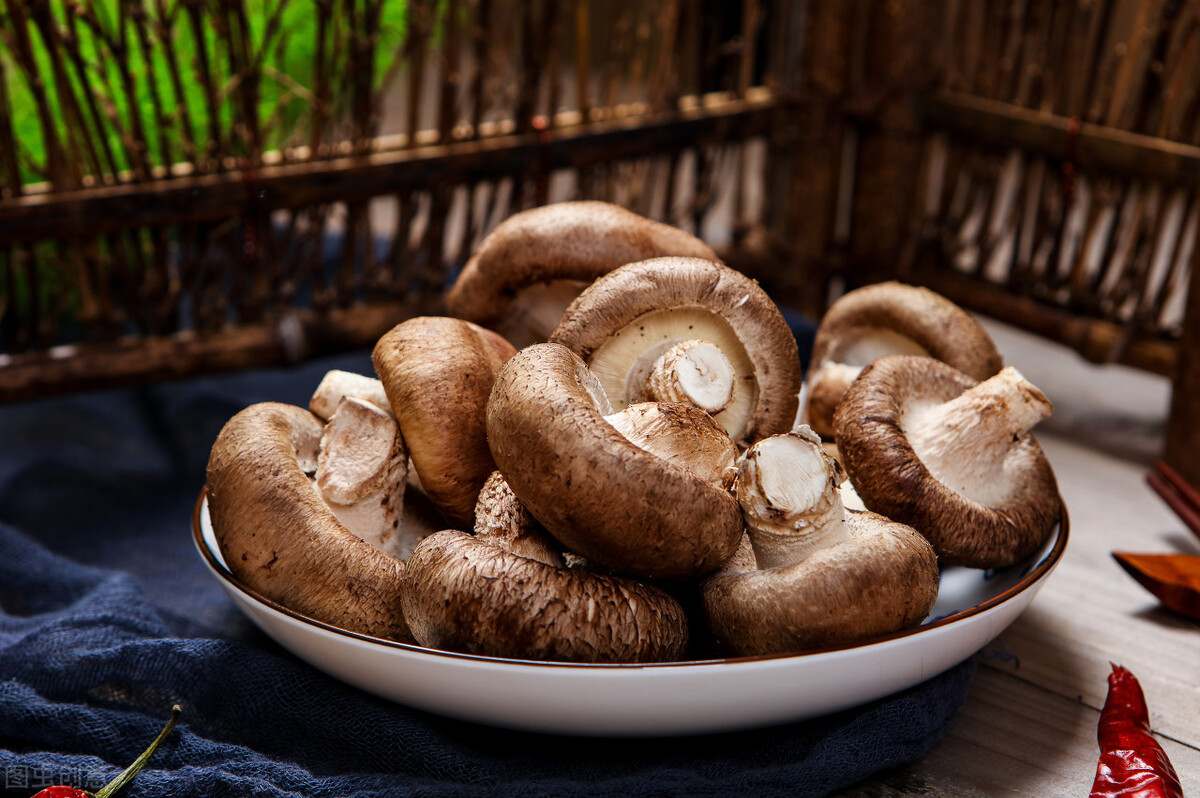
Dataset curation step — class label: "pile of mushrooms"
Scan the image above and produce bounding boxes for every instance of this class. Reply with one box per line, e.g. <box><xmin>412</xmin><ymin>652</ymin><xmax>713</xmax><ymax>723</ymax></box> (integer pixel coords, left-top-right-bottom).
<box><xmin>205</xmin><ymin>200</ymin><xmax>1063</xmax><ymax>665</ymax></box>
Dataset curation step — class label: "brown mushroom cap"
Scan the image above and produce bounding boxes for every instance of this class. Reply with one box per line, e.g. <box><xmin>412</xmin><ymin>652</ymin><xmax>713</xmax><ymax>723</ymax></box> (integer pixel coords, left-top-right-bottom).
<box><xmin>487</xmin><ymin>342</ymin><xmax>744</xmax><ymax>580</ymax></box>
<box><xmin>804</xmin><ymin>282</ymin><xmax>1004</xmax><ymax>439</ymax></box>
<box><xmin>702</xmin><ymin>513</ymin><xmax>939</xmax><ymax>656</ymax></box>
<box><xmin>447</xmin><ymin>201</ymin><xmax>717</xmax><ymax>344</ymax></box>
<box><xmin>372</xmin><ymin>316</ymin><xmax>516</xmax><ymax>525</ymax></box>
<box><xmin>834</xmin><ymin>355</ymin><xmax>1061</xmax><ymax>568</ymax></box>
<box><xmin>206</xmin><ymin>402</ymin><xmax>412</xmax><ymax>642</ymax></box>
<box><xmin>550</xmin><ymin>257</ymin><xmax>801</xmax><ymax>446</ymax></box>
<box><xmin>400</xmin><ymin>528</ymin><xmax>688</xmax><ymax>663</ymax></box>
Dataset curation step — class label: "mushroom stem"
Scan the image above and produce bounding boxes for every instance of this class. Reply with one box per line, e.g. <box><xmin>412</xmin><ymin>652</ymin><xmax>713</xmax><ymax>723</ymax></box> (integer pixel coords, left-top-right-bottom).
<box><xmin>474</xmin><ymin>472</ymin><xmax>563</xmax><ymax>568</ymax></box>
<box><xmin>605</xmin><ymin>402</ymin><xmax>738</xmax><ymax>490</ymax></box>
<box><xmin>905</xmin><ymin>366</ymin><xmax>1053</xmax><ymax>500</ymax></box>
<box><xmin>645</xmin><ymin>340</ymin><xmax>736</xmax><ymax>414</ymax></box>
<box><xmin>804</xmin><ymin>361</ymin><xmax>862</xmax><ymax>437</ymax></box>
<box><xmin>733</xmin><ymin>428</ymin><xmax>852</xmax><ymax>569</ymax></box>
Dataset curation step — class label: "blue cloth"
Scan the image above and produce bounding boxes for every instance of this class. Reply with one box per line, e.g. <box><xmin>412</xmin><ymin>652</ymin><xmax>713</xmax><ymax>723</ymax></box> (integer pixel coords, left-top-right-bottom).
<box><xmin>0</xmin><ymin>352</ymin><xmax>974</xmax><ymax>797</ymax></box>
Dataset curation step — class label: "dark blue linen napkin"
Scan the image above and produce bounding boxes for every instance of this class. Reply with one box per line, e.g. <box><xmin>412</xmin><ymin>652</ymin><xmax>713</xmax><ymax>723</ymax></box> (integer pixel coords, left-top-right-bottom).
<box><xmin>0</xmin><ymin>351</ymin><xmax>973</xmax><ymax>798</ymax></box>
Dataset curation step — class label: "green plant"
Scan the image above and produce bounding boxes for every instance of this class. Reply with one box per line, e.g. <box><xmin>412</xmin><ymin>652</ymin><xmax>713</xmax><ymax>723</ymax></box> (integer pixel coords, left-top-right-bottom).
<box><xmin>0</xmin><ymin>0</ymin><xmax>409</xmax><ymax>187</ymax></box>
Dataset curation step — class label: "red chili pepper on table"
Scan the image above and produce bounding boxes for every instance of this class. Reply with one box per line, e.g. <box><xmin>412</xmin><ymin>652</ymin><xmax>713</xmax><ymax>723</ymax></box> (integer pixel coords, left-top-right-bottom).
<box><xmin>1090</xmin><ymin>665</ymin><xmax>1183</xmax><ymax>798</ymax></box>
<box><xmin>31</xmin><ymin>705</ymin><xmax>181</xmax><ymax>798</ymax></box>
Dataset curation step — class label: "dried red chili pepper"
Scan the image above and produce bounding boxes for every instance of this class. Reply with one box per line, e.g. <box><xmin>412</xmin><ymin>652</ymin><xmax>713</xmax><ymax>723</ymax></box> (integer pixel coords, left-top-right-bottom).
<box><xmin>1090</xmin><ymin>665</ymin><xmax>1182</xmax><ymax>798</ymax></box>
<box><xmin>1113</xmin><ymin>551</ymin><xmax>1200</xmax><ymax>621</ymax></box>
<box><xmin>31</xmin><ymin>706</ymin><xmax>181</xmax><ymax>798</ymax></box>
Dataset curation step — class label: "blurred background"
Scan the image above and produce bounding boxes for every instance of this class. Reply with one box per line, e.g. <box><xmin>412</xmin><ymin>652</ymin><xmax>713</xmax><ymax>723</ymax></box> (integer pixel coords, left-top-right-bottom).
<box><xmin>0</xmin><ymin>0</ymin><xmax>1193</xmax><ymax>479</ymax></box>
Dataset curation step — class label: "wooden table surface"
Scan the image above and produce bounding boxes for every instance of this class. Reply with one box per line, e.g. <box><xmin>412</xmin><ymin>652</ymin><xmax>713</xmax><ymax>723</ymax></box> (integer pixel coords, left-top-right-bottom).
<box><xmin>838</xmin><ymin>391</ymin><xmax>1200</xmax><ymax>795</ymax></box>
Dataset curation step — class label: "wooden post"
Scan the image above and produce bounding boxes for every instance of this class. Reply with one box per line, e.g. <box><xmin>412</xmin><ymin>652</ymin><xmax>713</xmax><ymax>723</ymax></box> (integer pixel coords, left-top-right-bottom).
<box><xmin>847</xmin><ymin>0</ymin><xmax>938</xmax><ymax>289</ymax></box>
<box><xmin>765</xmin><ymin>0</ymin><xmax>854</xmax><ymax>320</ymax></box>
<box><xmin>1165</xmin><ymin>258</ymin><xmax>1200</xmax><ymax>488</ymax></box>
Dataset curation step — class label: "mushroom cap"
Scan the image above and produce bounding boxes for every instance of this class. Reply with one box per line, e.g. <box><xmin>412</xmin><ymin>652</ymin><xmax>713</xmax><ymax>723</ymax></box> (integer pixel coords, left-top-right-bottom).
<box><xmin>701</xmin><ymin>512</ymin><xmax>939</xmax><ymax>656</ymax></box>
<box><xmin>804</xmin><ymin>282</ymin><xmax>1004</xmax><ymax>438</ymax></box>
<box><xmin>372</xmin><ymin>316</ymin><xmax>517</xmax><ymax>525</ymax></box>
<box><xmin>487</xmin><ymin>342</ymin><xmax>745</xmax><ymax>580</ymax></box>
<box><xmin>401</xmin><ymin>529</ymin><xmax>689</xmax><ymax>662</ymax></box>
<box><xmin>550</xmin><ymin>257</ymin><xmax>801</xmax><ymax>446</ymax></box>
<box><xmin>833</xmin><ymin>355</ymin><xmax>1061</xmax><ymax>568</ymax></box>
<box><xmin>206</xmin><ymin>402</ymin><xmax>412</xmax><ymax>642</ymax></box>
<box><xmin>447</xmin><ymin>201</ymin><xmax>717</xmax><ymax>336</ymax></box>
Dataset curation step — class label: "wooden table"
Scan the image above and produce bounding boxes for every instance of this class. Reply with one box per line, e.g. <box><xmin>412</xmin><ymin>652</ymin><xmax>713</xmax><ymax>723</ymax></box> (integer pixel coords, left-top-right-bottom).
<box><xmin>840</xmin><ymin>431</ymin><xmax>1200</xmax><ymax>796</ymax></box>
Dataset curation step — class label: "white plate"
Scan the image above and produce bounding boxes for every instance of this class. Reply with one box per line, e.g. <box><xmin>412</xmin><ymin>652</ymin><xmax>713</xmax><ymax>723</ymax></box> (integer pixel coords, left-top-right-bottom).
<box><xmin>193</xmin><ymin>494</ymin><xmax>1067</xmax><ymax>737</ymax></box>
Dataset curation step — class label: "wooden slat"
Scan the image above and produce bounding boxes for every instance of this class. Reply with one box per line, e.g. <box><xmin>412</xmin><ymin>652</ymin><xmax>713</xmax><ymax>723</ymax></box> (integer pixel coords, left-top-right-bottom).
<box><xmin>924</xmin><ymin>89</ymin><xmax>1200</xmax><ymax>186</ymax></box>
<box><xmin>1164</xmin><ymin>230</ymin><xmax>1200</xmax><ymax>489</ymax></box>
<box><xmin>915</xmin><ymin>268</ymin><xmax>1178</xmax><ymax>375</ymax></box>
<box><xmin>839</xmin><ymin>667</ymin><xmax>1200</xmax><ymax>797</ymax></box>
<box><xmin>0</xmin><ymin>302</ymin><xmax>426</xmax><ymax>402</ymax></box>
<box><xmin>0</xmin><ymin>91</ymin><xmax>779</xmax><ymax>245</ymax></box>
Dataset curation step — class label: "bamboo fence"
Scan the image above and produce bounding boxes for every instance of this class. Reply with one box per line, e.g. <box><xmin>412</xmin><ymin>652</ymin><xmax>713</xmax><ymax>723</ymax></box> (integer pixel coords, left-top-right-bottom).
<box><xmin>0</xmin><ymin>0</ymin><xmax>790</xmax><ymax>397</ymax></box>
<box><xmin>1</xmin><ymin>0</ymin><xmax>1197</xmax><ymax>483</ymax></box>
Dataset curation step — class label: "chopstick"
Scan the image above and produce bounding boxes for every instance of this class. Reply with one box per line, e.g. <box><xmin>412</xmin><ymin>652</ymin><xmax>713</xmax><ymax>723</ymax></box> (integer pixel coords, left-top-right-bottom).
<box><xmin>1147</xmin><ymin>460</ymin><xmax>1200</xmax><ymax>540</ymax></box>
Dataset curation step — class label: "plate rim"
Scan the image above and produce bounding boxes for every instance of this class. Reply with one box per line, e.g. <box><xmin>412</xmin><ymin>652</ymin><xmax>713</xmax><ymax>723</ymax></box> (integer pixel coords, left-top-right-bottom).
<box><xmin>192</xmin><ymin>487</ymin><xmax>1069</xmax><ymax>670</ymax></box>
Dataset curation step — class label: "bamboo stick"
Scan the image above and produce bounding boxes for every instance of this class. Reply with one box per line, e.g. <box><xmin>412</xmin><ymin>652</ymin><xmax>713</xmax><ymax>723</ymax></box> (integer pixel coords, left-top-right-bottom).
<box><xmin>95</xmin><ymin>1</ymin><xmax>155</xmax><ymax>179</ymax></box>
<box><xmin>26</xmin><ymin>4</ymin><xmax>97</xmax><ymax>184</ymax></box>
<box><xmin>469</xmin><ymin>0</ymin><xmax>491</xmax><ymax>133</ymax></box>
<box><xmin>420</xmin><ymin>185</ymin><xmax>449</xmax><ymax>299</ymax></box>
<box><xmin>339</xmin><ymin>201</ymin><xmax>365</xmax><ymax>305</ymax></box>
<box><xmin>602</xmin><ymin>0</ymin><xmax>631</xmax><ymax>112</ymax></box>
<box><xmin>130</xmin><ymin>0</ymin><xmax>174</xmax><ymax>170</ymax></box>
<box><xmin>994</xmin><ymin>0</ymin><xmax>1029</xmax><ymax>104</ymax></box>
<box><xmin>1038</xmin><ymin>0</ymin><xmax>1076</xmax><ymax>115</ymax></box>
<box><xmin>309</xmin><ymin>0</ymin><xmax>332</xmax><ymax>154</ymax></box>
<box><xmin>627</xmin><ymin>4</ymin><xmax>652</xmax><ymax>107</ymax></box>
<box><xmin>545</xmin><ymin>0</ymin><xmax>562</xmax><ymax>126</ymax></box>
<box><xmin>514</xmin><ymin>0</ymin><xmax>539</xmax><ymax>134</ymax></box>
<box><xmin>737</xmin><ymin>0</ymin><xmax>759</xmax><ymax>98</ymax></box>
<box><xmin>405</xmin><ymin>0</ymin><xmax>432</xmax><ymax>145</ymax></box>
<box><xmin>1155</xmin><ymin>15</ymin><xmax>1200</xmax><ymax>140</ymax></box>
<box><xmin>2</xmin><ymin>0</ymin><xmax>70</xmax><ymax>188</ymax></box>
<box><xmin>0</xmin><ymin>54</ymin><xmax>24</xmax><ymax>197</ymax></box>
<box><xmin>1010</xmin><ymin>0</ymin><xmax>1049</xmax><ymax>107</ymax></box>
<box><xmin>384</xmin><ymin>191</ymin><xmax>415</xmax><ymax>298</ymax></box>
<box><xmin>1136</xmin><ymin>187</ymin><xmax>1191</xmax><ymax>323</ymax></box>
<box><xmin>1133</xmin><ymin>0</ymin><xmax>1185</xmax><ymax>137</ymax></box>
<box><xmin>182</xmin><ymin>0</ymin><xmax>223</xmax><ymax>167</ymax></box>
<box><xmin>60</xmin><ymin>7</ymin><xmax>122</xmax><ymax>180</ymax></box>
<box><xmin>1152</xmin><ymin>193</ymin><xmax>1198</xmax><ymax>327</ymax></box>
<box><xmin>0</xmin><ymin>300</ymin><xmax>422</xmax><ymax>400</ymax></box>
<box><xmin>438</xmin><ymin>0</ymin><xmax>462</xmax><ymax>143</ymax></box>
<box><xmin>151</xmin><ymin>0</ymin><xmax>200</xmax><ymax>167</ymax></box>
<box><xmin>76</xmin><ymin>7</ymin><xmax>150</xmax><ymax>179</ymax></box>
<box><xmin>574</xmin><ymin>0</ymin><xmax>591</xmax><ymax>120</ymax></box>
<box><xmin>0</xmin><ymin>247</ymin><xmax>14</xmax><ymax>350</ymax></box>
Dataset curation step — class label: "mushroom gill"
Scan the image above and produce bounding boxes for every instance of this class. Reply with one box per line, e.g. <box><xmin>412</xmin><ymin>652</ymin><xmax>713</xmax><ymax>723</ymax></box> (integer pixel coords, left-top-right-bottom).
<box><xmin>551</xmin><ymin>257</ymin><xmax>802</xmax><ymax>446</ymax></box>
<box><xmin>835</xmin><ymin>355</ymin><xmax>1061</xmax><ymax>568</ymax></box>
